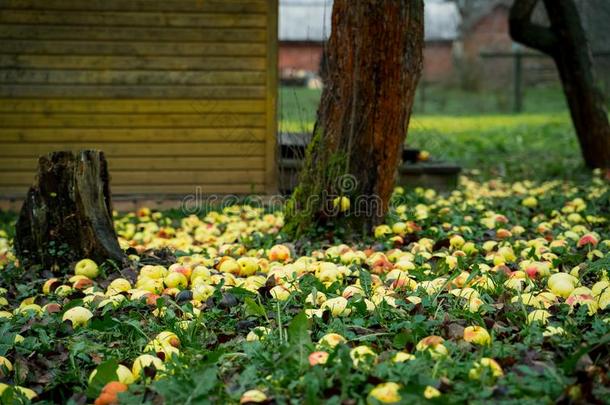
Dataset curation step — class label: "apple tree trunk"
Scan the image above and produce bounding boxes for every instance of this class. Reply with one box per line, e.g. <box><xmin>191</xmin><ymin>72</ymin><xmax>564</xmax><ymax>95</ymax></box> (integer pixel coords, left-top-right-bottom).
<box><xmin>285</xmin><ymin>0</ymin><xmax>424</xmax><ymax>237</ymax></box>
<box><xmin>14</xmin><ymin>150</ymin><xmax>126</xmax><ymax>273</ymax></box>
<box><xmin>509</xmin><ymin>0</ymin><xmax>610</xmax><ymax>169</ymax></box>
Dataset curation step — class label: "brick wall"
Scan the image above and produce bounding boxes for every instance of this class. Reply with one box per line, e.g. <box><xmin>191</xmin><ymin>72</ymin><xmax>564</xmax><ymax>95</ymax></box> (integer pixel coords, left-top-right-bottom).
<box><xmin>423</xmin><ymin>42</ymin><xmax>454</xmax><ymax>82</ymax></box>
<box><xmin>280</xmin><ymin>41</ymin><xmax>455</xmax><ymax>81</ymax></box>
<box><xmin>279</xmin><ymin>42</ymin><xmax>324</xmax><ymax>73</ymax></box>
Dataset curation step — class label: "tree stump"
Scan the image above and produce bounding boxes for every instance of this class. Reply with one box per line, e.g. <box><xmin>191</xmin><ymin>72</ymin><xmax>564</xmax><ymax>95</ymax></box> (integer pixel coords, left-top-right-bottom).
<box><xmin>14</xmin><ymin>150</ymin><xmax>127</xmax><ymax>273</ymax></box>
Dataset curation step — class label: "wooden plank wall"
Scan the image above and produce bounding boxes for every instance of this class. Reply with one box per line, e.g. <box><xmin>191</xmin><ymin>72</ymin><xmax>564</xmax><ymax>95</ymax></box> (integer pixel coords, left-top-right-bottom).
<box><xmin>0</xmin><ymin>0</ymin><xmax>278</xmax><ymax>197</ymax></box>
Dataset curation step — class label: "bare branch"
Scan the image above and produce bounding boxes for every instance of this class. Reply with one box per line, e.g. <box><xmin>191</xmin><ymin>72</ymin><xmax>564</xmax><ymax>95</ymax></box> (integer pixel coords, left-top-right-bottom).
<box><xmin>509</xmin><ymin>0</ymin><xmax>558</xmax><ymax>55</ymax></box>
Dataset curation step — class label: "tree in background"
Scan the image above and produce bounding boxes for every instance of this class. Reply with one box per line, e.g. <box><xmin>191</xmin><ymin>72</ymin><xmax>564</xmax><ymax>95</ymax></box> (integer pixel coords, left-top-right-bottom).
<box><xmin>510</xmin><ymin>0</ymin><xmax>610</xmax><ymax>169</ymax></box>
<box><xmin>284</xmin><ymin>0</ymin><xmax>424</xmax><ymax>238</ymax></box>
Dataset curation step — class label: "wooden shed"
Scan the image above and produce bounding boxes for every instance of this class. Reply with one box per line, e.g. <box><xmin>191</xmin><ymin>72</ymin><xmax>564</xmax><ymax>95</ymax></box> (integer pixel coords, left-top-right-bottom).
<box><xmin>0</xmin><ymin>0</ymin><xmax>278</xmax><ymax>199</ymax></box>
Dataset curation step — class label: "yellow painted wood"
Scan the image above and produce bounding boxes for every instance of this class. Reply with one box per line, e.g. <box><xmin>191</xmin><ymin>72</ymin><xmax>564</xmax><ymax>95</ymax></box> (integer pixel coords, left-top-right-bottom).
<box><xmin>0</xmin><ymin>85</ymin><xmax>265</xmax><ymax>99</ymax></box>
<box><xmin>0</xmin><ymin>113</ymin><xmax>266</xmax><ymax>128</ymax></box>
<box><xmin>0</xmin><ymin>0</ymin><xmax>268</xmax><ymax>14</ymax></box>
<box><xmin>0</xmin><ymin>40</ymin><xmax>267</xmax><ymax>56</ymax></box>
<box><xmin>264</xmin><ymin>0</ymin><xmax>278</xmax><ymax>194</ymax></box>
<box><xmin>0</xmin><ymin>70</ymin><xmax>267</xmax><ymax>85</ymax></box>
<box><xmin>0</xmin><ymin>143</ymin><xmax>266</xmax><ymax>157</ymax></box>
<box><xmin>0</xmin><ymin>170</ymin><xmax>265</xmax><ymax>185</ymax></box>
<box><xmin>0</xmin><ymin>25</ymin><xmax>266</xmax><ymax>42</ymax></box>
<box><xmin>0</xmin><ymin>99</ymin><xmax>266</xmax><ymax>113</ymax></box>
<box><xmin>0</xmin><ymin>55</ymin><xmax>266</xmax><ymax>70</ymax></box>
<box><xmin>0</xmin><ymin>128</ymin><xmax>267</xmax><ymax>142</ymax></box>
<box><xmin>110</xmin><ymin>184</ymin><xmax>266</xmax><ymax>195</ymax></box>
<box><xmin>0</xmin><ymin>10</ymin><xmax>267</xmax><ymax>28</ymax></box>
<box><xmin>0</xmin><ymin>0</ymin><xmax>278</xmax><ymax>196</ymax></box>
<box><xmin>0</xmin><ymin>156</ymin><xmax>266</xmax><ymax>171</ymax></box>
<box><xmin>0</xmin><ymin>184</ymin><xmax>266</xmax><ymax>197</ymax></box>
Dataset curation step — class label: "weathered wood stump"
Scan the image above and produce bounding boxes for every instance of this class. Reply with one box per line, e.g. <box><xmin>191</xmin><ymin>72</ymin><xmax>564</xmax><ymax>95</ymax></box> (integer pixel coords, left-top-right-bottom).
<box><xmin>14</xmin><ymin>150</ymin><xmax>126</xmax><ymax>272</ymax></box>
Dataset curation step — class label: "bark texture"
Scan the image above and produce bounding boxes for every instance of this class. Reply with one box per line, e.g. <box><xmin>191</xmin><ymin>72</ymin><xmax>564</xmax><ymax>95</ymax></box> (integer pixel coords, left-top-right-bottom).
<box><xmin>15</xmin><ymin>150</ymin><xmax>126</xmax><ymax>272</ymax></box>
<box><xmin>285</xmin><ymin>0</ymin><xmax>424</xmax><ymax>237</ymax></box>
<box><xmin>510</xmin><ymin>0</ymin><xmax>610</xmax><ymax>169</ymax></box>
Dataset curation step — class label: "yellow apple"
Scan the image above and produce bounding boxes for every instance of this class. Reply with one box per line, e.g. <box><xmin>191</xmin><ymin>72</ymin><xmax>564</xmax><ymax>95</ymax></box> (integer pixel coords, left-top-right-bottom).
<box><xmin>0</xmin><ymin>384</ymin><xmax>37</xmax><ymax>400</ymax></box>
<box><xmin>416</xmin><ymin>335</ymin><xmax>448</xmax><ymax>359</ymax></box>
<box><xmin>0</xmin><ymin>356</ymin><xmax>12</xmax><ymax>377</ymax></box>
<box><xmin>74</xmin><ymin>259</ymin><xmax>99</xmax><ymax>279</ymax></box>
<box><xmin>237</xmin><ymin>257</ymin><xmax>259</xmax><ymax>277</ymax></box>
<box><xmin>332</xmin><ymin>196</ymin><xmax>350</xmax><ymax>213</ymax></box>
<box><xmin>163</xmin><ymin>272</ymin><xmax>188</xmax><ymax>289</ymax></box>
<box><xmin>218</xmin><ymin>258</ymin><xmax>240</xmax><ymax>274</ymax></box>
<box><xmin>140</xmin><ymin>265</ymin><xmax>167</xmax><ymax>279</ymax></box>
<box><xmin>321</xmin><ymin>297</ymin><xmax>351</xmax><ymax>316</ymax></box>
<box><xmin>317</xmin><ymin>333</ymin><xmax>346</xmax><ymax>349</ymax></box>
<box><xmin>392</xmin><ymin>352</ymin><xmax>415</xmax><ymax>363</ymax></box>
<box><xmin>463</xmin><ymin>325</ymin><xmax>491</xmax><ymax>345</ymax></box>
<box><xmin>468</xmin><ymin>357</ymin><xmax>503</xmax><ymax>381</ymax></box>
<box><xmin>350</xmin><ymin>345</ymin><xmax>377</xmax><ymax>368</ymax></box>
<box><xmin>62</xmin><ymin>306</ymin><xmax>93</xmax><ymax>328</ymax></box>
<box><xmin>246</xmin><ymin>326</ymin><xmax>271</xmax><ymax>342</ymax></box>
<box><xmin>367</xmin><ymin>382</ymin><xmax>401</xmax><ymax>404</ymax></box>
<box><xmin>268</xmin><ymin>244</ymin><xmax>291</xmax><ymax>262</ymax></box>
<box><xmin>132</xmin><ymin>354</ymin><xmax>165</xmax><ymax>380</ymax></box>
<box><xmin>42</xmin><ymin>278</ymin><xmax>60</xmax><ymax>295</ymax></box>
<box><xmin>240</xmin><ymin>389</ymin><xmax>268</xmax><ymax>404</ymax></box>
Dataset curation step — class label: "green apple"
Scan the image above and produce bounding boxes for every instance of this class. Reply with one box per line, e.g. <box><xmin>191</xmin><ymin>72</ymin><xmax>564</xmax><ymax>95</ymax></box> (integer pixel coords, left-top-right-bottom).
<box><xmin>74</xmin><ymin>259</ymin><xmax>99</xmax><ymax>279</ymax></box>
<box><xmin>163</xmin><ymin>272</ymin><xmax>188</xmax><ymax>289</ymax></box>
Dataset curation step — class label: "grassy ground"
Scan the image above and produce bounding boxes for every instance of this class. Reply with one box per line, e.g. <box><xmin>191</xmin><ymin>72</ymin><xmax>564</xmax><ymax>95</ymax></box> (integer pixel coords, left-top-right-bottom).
<box><xmin>278</xmin><ymin>85</ymin><xmax>589</xmax><ymax>181</ymax></box>
<box><xmin>1</xmin><ymin>174</ymin><xmax>609</xmax><ymax>403</ymax></box>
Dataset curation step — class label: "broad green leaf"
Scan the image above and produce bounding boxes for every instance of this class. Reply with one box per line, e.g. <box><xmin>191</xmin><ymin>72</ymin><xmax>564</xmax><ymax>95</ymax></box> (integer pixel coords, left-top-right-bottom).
<box><xmin>86</xmin><ymin>358</ymin><xmax>119</xmax><ymax>398</ymax></box>
<box><xmin>244</xmin><ymin>297</ymin><xmax>266</xmax><ymax>318</ymax></box>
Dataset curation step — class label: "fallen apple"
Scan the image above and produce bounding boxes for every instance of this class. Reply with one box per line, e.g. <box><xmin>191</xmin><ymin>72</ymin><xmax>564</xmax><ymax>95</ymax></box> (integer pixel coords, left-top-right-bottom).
<box><xmin>463</xmin><ymin>325</ymin><xmax>491</xmax><ymax>345</ymax></box>
<box><xmin>367</xmin><ymin>382</ymin><xmax>401</xmax><ymax>404</ymax></box>
<box><xmin>74</xmin><ymin>258</ymin><xmax>99</xmax><ymax>279</ymax></box>
<box><xmin>163</xmin><ymin>272</ymin><xmax>188</xmax><ymax>289</ymax></box>
<box><xmin>0</xmin><ymin>356</ymin><xmax>12</xmax><ymax>377</ymax></box>
<box><xmin>237</xmin><ymin>257</ymin><xmax>259</xmax><ymax>277</ymax></box>
<box><xmin>94</xmin><ymin>381</ymin><xmax>128</xmax><ymax>405</ymax></box>
<box><xmin>268</xmin><ymin>244</ymin><xmax>291</xmax><ymax>262</ymax></box>
<box><xmin>62</xmin><ymin>306</ymin><xmax>93</xmax><ymax>328</ymax></box>
<box><xmin>240</xmin><ymin>389</ymin><xmax>268</xmax><ymax>404</ymax></box>
<box><xmin>132</xmin><ymin>354</ymin><xmax>165</xmax><ymax>380</ymax></box>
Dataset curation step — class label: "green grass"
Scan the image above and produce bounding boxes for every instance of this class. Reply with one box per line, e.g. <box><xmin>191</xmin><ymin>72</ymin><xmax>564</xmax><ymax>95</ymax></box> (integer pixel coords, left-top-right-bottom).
<box><xmin>278</xmin><ymin>85</ymin><xmax>589</xmax><ymax>181</ymax></box>
<box><xmin>407</xmin><ymin>114</ymin><xmax>585</xmax><ymax>181</ymax></box>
